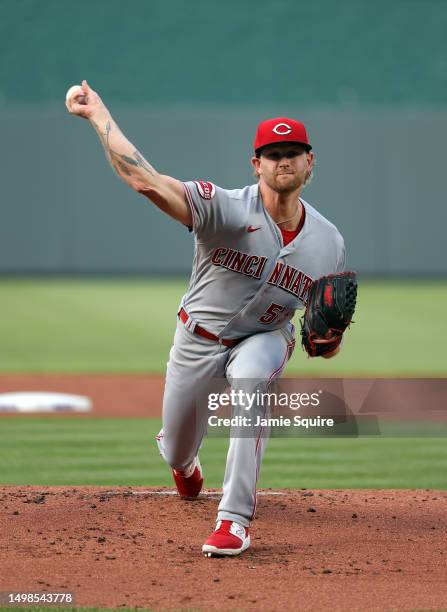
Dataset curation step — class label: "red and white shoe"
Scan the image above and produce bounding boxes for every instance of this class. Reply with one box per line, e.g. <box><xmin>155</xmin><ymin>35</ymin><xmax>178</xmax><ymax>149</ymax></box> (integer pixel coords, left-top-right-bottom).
<box><xmin>202</xmin><ymin>520</ymin><xmax>250</xmax><ymax>557</ymax></box>
<box><xmin>172</xmin><ymin>457</ymin><xmax>203</xmax><ymax>500</ymax></box>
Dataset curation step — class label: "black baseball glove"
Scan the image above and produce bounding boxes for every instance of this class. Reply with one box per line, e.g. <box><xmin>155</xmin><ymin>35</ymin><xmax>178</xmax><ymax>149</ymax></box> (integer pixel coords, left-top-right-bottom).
<box><xmin>300</xmin><ymin>272</ymin><xmax>357</xmax><ymax>358</ymax></box>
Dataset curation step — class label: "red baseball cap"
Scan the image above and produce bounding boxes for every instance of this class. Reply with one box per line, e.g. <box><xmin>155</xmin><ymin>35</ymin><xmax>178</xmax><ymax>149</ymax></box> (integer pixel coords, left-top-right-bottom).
<box><xmin>253</xmin><ymin>117</ymin><xmax>312</xmax><ymax>155</ymax></box>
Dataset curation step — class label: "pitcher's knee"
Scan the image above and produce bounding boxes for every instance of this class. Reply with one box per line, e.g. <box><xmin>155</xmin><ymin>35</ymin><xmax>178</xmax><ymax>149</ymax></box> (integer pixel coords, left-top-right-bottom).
<box><xmin>156</xmin><ymin>428</ymin><xmax>197</xmax><ymax>470</ymax></box>
<box><xmin>161</xmin><ymin>446</ymin><xmax>195</xmax><ymax>471</ymax></box>
<box><xmin>230</xmin><ymin>363</ymin><xmax>272</xmax><ymax>383</ymax></box>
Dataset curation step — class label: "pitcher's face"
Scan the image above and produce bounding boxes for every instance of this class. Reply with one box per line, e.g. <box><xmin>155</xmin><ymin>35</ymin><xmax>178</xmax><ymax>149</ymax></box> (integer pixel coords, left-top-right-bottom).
<box><xmin>252</xmin><ymin>143</ymin><xmax>313</xmax><ymax>193</ymax></box>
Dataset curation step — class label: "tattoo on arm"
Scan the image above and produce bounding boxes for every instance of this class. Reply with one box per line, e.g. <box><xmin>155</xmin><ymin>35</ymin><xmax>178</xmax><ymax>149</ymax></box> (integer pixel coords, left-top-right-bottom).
<box><xmin>133</xmin><ymin>150</ymin><xmax>156</xmax><ymax>176</ymax></box>
<box><xmin>117</xmin><ymin>161</ymin><xmax>132</xmax><ymax>176</ymax></box>
<box><xmin>92</xmin><ymin>119</ymin><xmax>157</xmax><ymax>179</ymax></box>
<box><xmin>91</xmin><ymin>119</ymin><xmax>111</xmax><ymax>161</ymax></box>
<box><xmin>121</xmin><ymin>154</ymin><xmax>138</xmax><ymax>166</ymax></box>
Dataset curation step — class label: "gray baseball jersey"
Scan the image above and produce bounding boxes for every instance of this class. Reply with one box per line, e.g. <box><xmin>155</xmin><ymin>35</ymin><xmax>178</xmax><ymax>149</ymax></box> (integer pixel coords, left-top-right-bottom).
<box><xmin>182</xmin><ymin>180</ymin><xmax>345</xmax><ymax>339</ymax></box>
<box><xmin>157</xmin><ymin>179</ymin><xmax>346</xmax><ymax>527</ymax></box>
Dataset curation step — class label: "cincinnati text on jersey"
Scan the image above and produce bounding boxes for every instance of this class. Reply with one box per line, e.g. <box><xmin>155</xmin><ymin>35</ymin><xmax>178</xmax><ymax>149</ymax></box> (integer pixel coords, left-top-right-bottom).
<box><xmin>211</xmin><ymin>247</ymin><xmax>313</xmax><ymax>302</ymax></box>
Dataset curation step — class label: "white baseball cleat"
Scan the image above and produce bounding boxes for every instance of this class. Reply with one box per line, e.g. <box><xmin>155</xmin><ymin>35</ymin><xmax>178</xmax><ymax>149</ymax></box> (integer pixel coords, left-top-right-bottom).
<box><xmin>202</xmin><ymin>520</ymin><xmax>250</xmax><ymax>557</ymax></box>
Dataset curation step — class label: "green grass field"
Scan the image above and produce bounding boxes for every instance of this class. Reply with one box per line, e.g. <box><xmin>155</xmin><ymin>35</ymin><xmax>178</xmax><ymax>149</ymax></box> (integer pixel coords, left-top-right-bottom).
<box><xmin>1</xmin><ymin>278</ymin><xmax>446</xmax><ymax>489</ymax></box>
<box><xmin>2</xmin><ymin>418</ymin><xmax>447</xmax><ymax>489</ymax></box>
<box><xmin>0</xmin><ymin>278</ymin><xmax>446</xmax><ymax>375</ymax></box>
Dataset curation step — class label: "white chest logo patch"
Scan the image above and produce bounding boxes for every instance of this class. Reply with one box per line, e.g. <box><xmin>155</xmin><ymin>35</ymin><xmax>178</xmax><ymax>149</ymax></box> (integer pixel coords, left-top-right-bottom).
<box><xmin>272</xmin><ymin>123</ymin><xmax>292</xmax><ymax>135</ymax></box>
<box><xmin>194</xmin><ymin>180</ymin><xmax>216</xmax><ymax>200</ymax></box>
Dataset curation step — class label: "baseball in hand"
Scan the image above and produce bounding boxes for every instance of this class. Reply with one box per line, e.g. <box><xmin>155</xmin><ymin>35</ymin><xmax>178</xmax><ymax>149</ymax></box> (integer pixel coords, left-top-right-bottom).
<box><xmin>65</xmin><ymin>84</ymin><xmax>86</xmax><ymax>106</ymax></box>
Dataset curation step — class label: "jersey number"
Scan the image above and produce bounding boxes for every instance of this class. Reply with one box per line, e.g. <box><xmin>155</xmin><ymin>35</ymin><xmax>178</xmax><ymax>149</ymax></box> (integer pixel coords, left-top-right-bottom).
<box><xmin>259</xmin><ymin>303</ymin><xmax>285</xmax><ymax>324</ymax></box>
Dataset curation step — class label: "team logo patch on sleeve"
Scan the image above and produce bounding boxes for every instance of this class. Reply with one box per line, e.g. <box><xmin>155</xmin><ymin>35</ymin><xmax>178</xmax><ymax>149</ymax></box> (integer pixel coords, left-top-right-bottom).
<box><xmin>194</xmin><ymin>180</ymin><xmax>216</xmax><ymax>200</ymax></box>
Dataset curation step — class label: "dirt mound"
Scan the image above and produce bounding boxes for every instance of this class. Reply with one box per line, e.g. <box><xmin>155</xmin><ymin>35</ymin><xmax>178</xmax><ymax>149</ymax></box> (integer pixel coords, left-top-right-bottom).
<box><xmin>1</xmin><ymin>487</ymin><xmax>446</xmax><ymax>611</ymax></box>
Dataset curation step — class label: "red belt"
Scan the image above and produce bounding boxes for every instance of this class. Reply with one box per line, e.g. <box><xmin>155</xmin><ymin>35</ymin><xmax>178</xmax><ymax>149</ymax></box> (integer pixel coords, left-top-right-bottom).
<box><xmin>178</xmin><ymin>308</ymin><xmax>241</xmax><ymax>348</ymax></box>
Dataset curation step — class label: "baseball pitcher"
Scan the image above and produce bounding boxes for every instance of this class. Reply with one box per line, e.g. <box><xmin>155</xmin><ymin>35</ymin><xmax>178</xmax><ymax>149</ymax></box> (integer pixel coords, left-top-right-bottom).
<box><xmin>66</xmin><ymin>81</ymin><xmax>356</xmax><ymax>557</ymax></box>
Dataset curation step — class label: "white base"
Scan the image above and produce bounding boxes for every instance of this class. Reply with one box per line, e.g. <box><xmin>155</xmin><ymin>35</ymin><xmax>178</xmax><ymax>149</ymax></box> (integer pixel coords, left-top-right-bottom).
<box><xmin>0</xmin><ymin>392</ymin><xmax>92</xmax><ymax>413</ymax></box>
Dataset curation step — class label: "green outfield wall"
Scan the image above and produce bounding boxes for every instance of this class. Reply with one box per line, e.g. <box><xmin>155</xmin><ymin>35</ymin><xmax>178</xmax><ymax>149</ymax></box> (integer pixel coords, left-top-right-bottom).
<box><xmin>1</xmin><ymin>107</ymin><xmax>446</xmax><ymax>275</ymax></box>
<box><xmin>1</xmin><ymin>0</ymin><xmax>446</xmax><ymax>275</ymax></box>
<box><xmin>1</xmin><ymin>0</ymin><xmax>446</xmax><ymax>107</ymax></box>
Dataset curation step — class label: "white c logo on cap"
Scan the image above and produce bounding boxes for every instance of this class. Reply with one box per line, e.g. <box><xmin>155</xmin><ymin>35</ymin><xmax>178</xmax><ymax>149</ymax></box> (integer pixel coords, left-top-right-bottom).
<box><xmin>272</xmin><ymin>123</ymin><xmax>292</xmax><ymax>135</ymax></box>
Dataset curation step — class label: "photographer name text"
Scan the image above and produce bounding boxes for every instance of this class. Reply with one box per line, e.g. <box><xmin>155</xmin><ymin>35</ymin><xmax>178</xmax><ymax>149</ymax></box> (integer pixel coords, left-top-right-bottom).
<box><xmin>208</xmin><ymin>415</ymin><xmax>334</xmax><ymax>428</ymax></box>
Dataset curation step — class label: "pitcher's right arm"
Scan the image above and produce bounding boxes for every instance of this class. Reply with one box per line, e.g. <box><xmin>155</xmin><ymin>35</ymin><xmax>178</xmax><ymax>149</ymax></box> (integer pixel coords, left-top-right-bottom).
<box><xmin>66</xmin><ymin>80</ymin><xmax>192</xmax><ymax>227</ymax></box>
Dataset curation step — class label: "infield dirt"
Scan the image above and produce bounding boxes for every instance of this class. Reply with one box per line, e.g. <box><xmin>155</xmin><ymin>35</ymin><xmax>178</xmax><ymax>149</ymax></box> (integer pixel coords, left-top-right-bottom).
<box><xmin>0</xmin><ymin>374</ymin><xmax>163</xmax><ymax>417</ymax></box>
<box><xmin>1</xmin><ymin>486</ymin><xmax>447</xmax><ymax>611</ymax></box>
<box><xmin>1</xmin><ymin>375</ymin><xmax>447</xmax><ymax>611</ymax></box>
<box><xmin>1</xmin><ymin>374</ymin><xmax>446</xmax><ymax>421</ymax></box>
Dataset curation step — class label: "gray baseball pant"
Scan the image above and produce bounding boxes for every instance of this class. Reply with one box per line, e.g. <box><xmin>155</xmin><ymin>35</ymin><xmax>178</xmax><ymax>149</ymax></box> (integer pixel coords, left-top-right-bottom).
<box><xmin>156</xmin><ymin>318</ymin><xmax>295</xmax><ymax>527</ymax></box>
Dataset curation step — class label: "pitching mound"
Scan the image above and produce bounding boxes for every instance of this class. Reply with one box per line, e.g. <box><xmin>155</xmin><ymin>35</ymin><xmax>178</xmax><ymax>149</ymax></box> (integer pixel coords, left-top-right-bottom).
<box><xmin>1</xmin><ymin>487</ymin><xmax>447</xmax><ymax>611</ymax></box>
